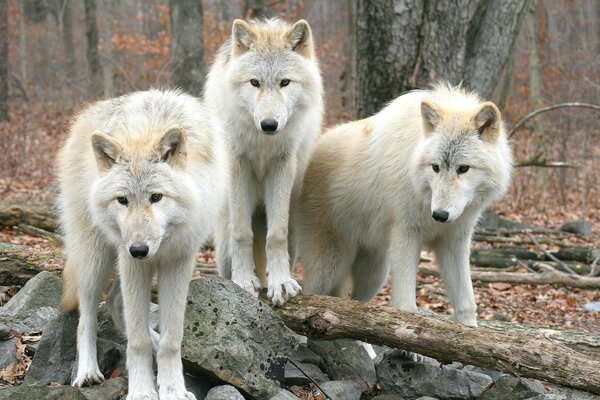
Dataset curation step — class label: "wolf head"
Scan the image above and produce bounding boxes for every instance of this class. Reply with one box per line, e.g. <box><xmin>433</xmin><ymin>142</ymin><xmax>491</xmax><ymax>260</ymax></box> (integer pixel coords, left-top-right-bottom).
<box><xmin>89</xmin><ymin>127</ymin><xmax>193</xmax><ymax>260</ymax></box>
<box><xmin>415</xmin><ymin>90</ymin><xmax>512</xmax><ymax>223</ymax></box>
<box><xmin>227</xmin><ymin>18</ymin><xmax>319</xmax><ymax>134</ymax></box>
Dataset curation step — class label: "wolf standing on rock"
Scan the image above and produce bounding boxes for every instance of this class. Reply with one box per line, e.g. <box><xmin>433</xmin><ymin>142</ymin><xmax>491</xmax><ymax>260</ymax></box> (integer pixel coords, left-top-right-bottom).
<box><xmin>299</xmin><ymin>84</ymin><xmax>513</xmax><ymax>326</ymax></box>
<box><xmin>205</xmin><ymin>18</ymin><xmax>324</xmax><ymax>305</ymax></box>
<box><xmin>59</xmin><ymin>90</ymin><xmax>227</xmax><ymax>399</ymax></box>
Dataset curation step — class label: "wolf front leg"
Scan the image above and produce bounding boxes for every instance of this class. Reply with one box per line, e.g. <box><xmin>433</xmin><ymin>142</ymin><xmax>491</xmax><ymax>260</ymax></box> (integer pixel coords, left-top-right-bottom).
<box><xmin>264</xmin><ymin>155</ymin><xmax>301</xmax><ymax>306</ymax></box>
<box><xmin>389</xmin><ymin>225</ymin><xmax>422</xmax><ymax>313</ymax></box>
<box><xmin>156</xmin><ymin>253</ymin><xmax>196</xmax><ymax>400</ymax></box>
<box><xmin>229</xmin><ymin>155</ymin><xmax>261</xmax><ymax>295</ymax></box>
<box><xmin>119</xmin><ymin>253</ymin><xmax>158</xmax><ymax>400</ymax></box>
<box><xmin>434</xmin><ymin>232</ymin><xmax>477</xmax><ymax>327</ymax></box>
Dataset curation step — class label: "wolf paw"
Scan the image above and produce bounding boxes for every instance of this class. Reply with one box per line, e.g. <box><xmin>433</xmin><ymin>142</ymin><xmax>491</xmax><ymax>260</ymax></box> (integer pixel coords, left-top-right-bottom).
<box><xmin>72</xmin><ymin>368</ymin><xmax>105</xmax><ymax>387</ymax></box>
<box><xmin>126</xmin><ymin>390</ymin><xmax>159</xmax><ymax>400</ymax></box>
<box><xmin>390</xmin><ymin>349</ymin><xmax>424</xmax><ymax>363</ymax></box>
<box><xmin>159</xmin><ymin>387</ymin><xmax>197</xmax><ymax>400</ymax></box>
<box><xmin>454</xmin><ymin>310</ymin><xmax>478</xmax><ymax>327</ymax></box>
<box><xmin>267</xmin><ymin>277</ymin><xmax>302</xmax><ymax>306</ymax></box>
<box><xmin>233</xmin><ymin>274</ymin><xmax>262</xmax><ymax>297</ymax></box>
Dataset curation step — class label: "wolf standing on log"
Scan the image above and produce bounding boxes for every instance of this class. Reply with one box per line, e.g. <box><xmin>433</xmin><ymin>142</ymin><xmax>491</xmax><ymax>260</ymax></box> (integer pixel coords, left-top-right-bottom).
<box><xmin>299</xmin><ymin>84</ymin><xmax>513</xmax><ymax>327</ymax></box>
<box><xmin>59</xmin><ymin>90</ymin><xmax>227</xmax><ymax>399</ymax></box>
<box><xmin>205</xmin><ymin>18</ymin><xmax>324</xmax><ymax>305</ymax></box>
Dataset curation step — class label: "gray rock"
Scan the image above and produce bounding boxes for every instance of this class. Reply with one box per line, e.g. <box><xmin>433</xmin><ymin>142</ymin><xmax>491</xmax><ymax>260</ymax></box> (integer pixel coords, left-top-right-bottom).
<box><xmin>270</xmin><ymin>389</ymin><xmax>301</xmax><ymax>399</ymax></box>
<box><xmin>0</xmin><ymin>382</ymin><xmax>86</xmax><ymax>400</ymax></box>
<box><xmin>26</xmin><ymin>308</ymin><xmax>125</xmax><ymax>385</ymax></box>
<box><xmin>205</xmin><ymin>385</ymin><xmax>245</xmax><ymax>400</ymax></box>
<box><xmin>308</xmin><ymin>339</ymin><xmax>377</xmax><ymax>390</ymax></box>
<box><xmin>462</xmin><ymin>365</ymin><xmax>507</xmax><ymax>382</ymax></box>
<box><xmin>0</xmin><ymin>337</ymin><xmax>18</xmax><ymax>369</ymax></box>
<box><xmin>184</xmin><ymin>373</ymin><xmax>213</xmax><ymax>399</ymax></box>
<box><xmin>479</xmin><ymin>376</ymin><xmax>545</xmax><ymax>400</ymax></box>
<box><xmin>0</xmin><ymin>320</ymin><xmax>11</xmax><ymax>339</ymax></box>
<box><xmin>479</xmin><ymin>209</ymin><xmax>526</xmax><ymax>230</ymax></box>
<box><xmin>289</xmin><ymin>343</ymin><xmax>324</xmax><ymax>367</ymax></box>
<box><xmin>377</xmin><ymin>355</ymin><xmax>493</xmax><ymax>399</ymax></box>
<box><xmin>523</xmin><ymin>383</ymin><xmax>600</xmax><ymax>400</ymax></box>
<box><xmin>284</xmin><ymin>361</ymin><xmax>328</xmax><ymax>386</ymax></box>
<box><xmin>25</xmin><ymin>342</ymin><xmax>38</xmax><ymax>356</ymax></box>
<box><xmin>181</xmin><ymin>277</ymin><xmax>299</xmax><ymax>399</ymax></box>
<box><xmin>583</xmin><ymin>302</ymin><xmax>600</xmax><ymax>313</ymax></box>
<box><xmin>79</xmin><ymin>377</ymin><xmax>127</xmax><ymax>400</ymax></box>
<box><xmin>372</xmin><ymin>395</ymin><xmax>407</xmax><ymax>400</ymax></box>
<box><xmin>0</xmin><ymin>271</ymin><xmax>61</xmax><ymax>334</ymax></box>
<box><xmin>319</xmin><ymin>380</ymin><xmax>362</xmax><ymax>400</ymax></box>
<box><xmin>559</xmin><ymin>220</ymin><xmax>592</xmax><ymax>236</ymax></box>
<box><xmin>416</xmin><ymin>397</ymin><xmax>439</xmax><ymax>400</ymax></box>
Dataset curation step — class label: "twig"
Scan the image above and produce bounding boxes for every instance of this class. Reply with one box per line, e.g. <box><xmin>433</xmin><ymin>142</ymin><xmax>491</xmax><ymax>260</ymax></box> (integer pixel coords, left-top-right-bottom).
<box><xmin>516</xmin><ymin>160</ymin><xmax>579</xmax><ymax>168</ymax></box>
<box><xmin>509</xmin><ymin>103</ymin><xmax>600</xmax><ymax>139</ymax></box>
<box><xmin>286</xmin><ymin>358</ymin><xmax>331</xmax><ymax>400</ymax></box>
<box><xmin>589</xmin><ymin>253</ymin><xmax>600</xmax><ymax>278</ymax></box>
<box><xmin>516</xmin><ymin>259</ymin><xmax>538</xmax><ymax>274</ymax></box>
<box><xmin>525</xmin><ymin>232</ymin><xmax>577</xmax><ymax>275</ymax></box>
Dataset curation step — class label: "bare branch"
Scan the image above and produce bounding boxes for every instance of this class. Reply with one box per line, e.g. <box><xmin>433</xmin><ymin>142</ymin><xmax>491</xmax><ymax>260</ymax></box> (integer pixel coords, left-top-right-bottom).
<box><xmin>516</xmin><ymin>160</ymin><xmax>580</xmax><ymax>168</ymax></box>
<box><xmin>509</xmin><ymin>103</ymin><xmax>600</xmax><ymax>139</ymax></box>
<box><xmin>525</xmin><ymin>232</ymin><xmax>577</xmax><ymax>275</ymax></box>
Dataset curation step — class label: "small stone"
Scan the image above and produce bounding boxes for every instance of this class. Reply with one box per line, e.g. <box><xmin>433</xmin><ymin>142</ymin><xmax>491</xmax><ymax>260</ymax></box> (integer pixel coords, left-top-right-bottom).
<box><xmin>559</xmin><ymin>220</ymin><xmax>592</xmax><ymax>236</ymax></box>
<box><xmin>0</xmin><ymin>337</ymin><xmax>18</xmax><ymax>369</ymax></box>
<box><xmin>284</xmin><ymin>361</ymin><xmax>328</xmax><ymax>386</ymax></box>
<box><xmin>0</xmin><ymin>271</ymin><xmax>62</xmax><ymax>334</ymax></box>
<box><xmin>0</xmin><ymin>321</ymin><xmax>11</xmax><ymax>340</ymax></box>
<box><xmin>308</xmin><ymin>339</ymin><xmax>377</xmax><ymax>390</ymax></box>
<box><xmin>289</xmin><ymin>343</ymin><xmax>324</xmax><ymax>367</ymax></box>
<box><xmin>0</xmin><ymin>383</ymin><xmax>86</xmax><ymax>400</ymax></box>
<box><xmin>25</xmin><ymin>342</ymin><xmax>38</xmax><ymax>356</ymax></box>
<box><xmin>269</xmin><ymin>389</ymin><xmax>301</xmax><ymax>400</ymax></box>
<box><xmin>205</xmin><ymin>385</ymin><xmax>245</xmax><ymax>400</ymax></box>
<box><xmin>79</xmin><ymin>377</ymin><xmax>127</xmax><ymax>400</ymax></box>
<box><xmin>583</xmin><ymin>301</ymin><xmax>600</xmax><ymax>313</ymax></box>
<box><xmin>319</xmin><ymin>380</ymin><xmax>363</xmax><ymax>400</ymax></box>
<box><xmin>479</xmin><ymin>376</ymin><xmax>545</xmax><ymax>400</ymax></box>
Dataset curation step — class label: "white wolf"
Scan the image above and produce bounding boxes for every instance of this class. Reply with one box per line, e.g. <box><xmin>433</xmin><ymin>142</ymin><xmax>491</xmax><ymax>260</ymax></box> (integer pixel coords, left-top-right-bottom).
<box><xmin>59</xmin><ymin>89</ymin><xmax>227</xmax><ymax>400</ymax></box>
<box><xmin>205</xmin><ymin>18</ymin><xmax>324</xmax><ymax>305</ymax></box>
<box><xmin>299</xmin><ymin>84</ymin><xmax>512</xmax><ymax>326</ymax></box>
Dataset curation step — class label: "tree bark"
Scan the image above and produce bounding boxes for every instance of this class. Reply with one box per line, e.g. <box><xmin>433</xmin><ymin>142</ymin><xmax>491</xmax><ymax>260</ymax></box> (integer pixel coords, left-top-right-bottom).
<box><xmin>101</xmin><ymin>0</ymin><xmax>114</xmax><ymax>98</ymax></box>
<box><xmin>0</xmin><ymin>243</ymin><xmax>63</xmax><ymax>286</ymax></box>
<box><xmin>0</xmin><ymin>0</ymin><xmax>8</xmax><ymax>121</ymax></box>
<box><xmin>84</xmin><ymin>0</ymin><xmax>104</xmax><ymax>96</ymax></box>
<box><xmin>60</xmin><ymin>0</ymin><xmax>76</xmax><ymax>81</ymax></box>
<box><xmin>276</xmin><ymin>295</ymin><xmax>600</xmax><ymax>394</ymax></box>
<box><xmin>0</xmin><ymin>203</ymin><xmax>58</xmax><ymax>232</ymax></box>
<box><xmin>169</xmin><ymin>0</ymin><xmax>204</xmax><ymax>96</ymax></box>
<box><xmin>244</xmin><ymin>0</ymin><xmax>271</xmax><ymax>19</ymax></box>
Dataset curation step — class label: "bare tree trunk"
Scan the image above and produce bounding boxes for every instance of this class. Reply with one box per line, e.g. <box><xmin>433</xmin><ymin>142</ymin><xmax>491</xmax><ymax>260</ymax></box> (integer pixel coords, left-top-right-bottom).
<box><xmin>60</xmin><ymin>0</ymin><xmax>76</xmax><ymax>81</ymax></box>
<box><xmin>169</xmin><ymin>0</ymin><xmax>204</xmax><ymax>96</ymax></box>
<box><xmin>18</xmin><ymin>0</ymin><xmax>27</xmax><ymax>86</ymax></box>
<box><xmin>244</xmin><ymin>0</ymin><xmax>271</xmax><ymax>19</ymax></box>
<box><xmin>84</xmin><ymin>0</ymin><xmax>104</xmax><ymax>96</ymax></box>
<box><xmin>101</xmin><ymin>0</ymin><xmax>113</xmax><ymax>98</ymax></box>
<box><xmin>341</xmin><ymin>0</ymin><xmax>356</xmax><ymax>119</ymax></box>
<box><xmin>464</xmin><ymin>0</ymin><xmax>530</xmax><ymax>99</ymax></box>
<box><xmin>0</xmin><ymin>0</ymin><xmax>8</xmax><ymax>121</ymax></box>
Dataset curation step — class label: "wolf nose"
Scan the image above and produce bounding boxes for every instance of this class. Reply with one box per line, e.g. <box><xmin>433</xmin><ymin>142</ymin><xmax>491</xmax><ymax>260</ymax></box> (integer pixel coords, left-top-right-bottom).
<box><xmin>129</xmin><ymin>244</ymin><xmax>149</xmax><ymax>258</ymax></box>
<box><xmin>432</xmin><ymin>210</ymin><xmax>449</xmax><ymax>222</ymax></box>
<box><xmin>260</xmin><ymin>118</ymin><xmax>278</xmax><ymax>133</ymax></box>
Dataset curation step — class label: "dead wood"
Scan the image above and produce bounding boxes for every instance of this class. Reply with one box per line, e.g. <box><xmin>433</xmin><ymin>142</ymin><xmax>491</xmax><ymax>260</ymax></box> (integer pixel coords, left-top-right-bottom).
<box><xmin>275</xmin><ymin>295</ymin><xmax>600</xmax><ymax>394</ymax></box>
<box><xmin>0</xmin><ymin>203</ymin><xmax>58</xmax><ymax>232</ymax></box>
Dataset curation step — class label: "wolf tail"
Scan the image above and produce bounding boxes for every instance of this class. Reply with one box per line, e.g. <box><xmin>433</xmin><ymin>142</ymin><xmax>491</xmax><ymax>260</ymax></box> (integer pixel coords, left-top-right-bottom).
<box><xmin>61</xmin><ymin>259</ymin><xmax>79</xmax><ymax>312</ymax></box>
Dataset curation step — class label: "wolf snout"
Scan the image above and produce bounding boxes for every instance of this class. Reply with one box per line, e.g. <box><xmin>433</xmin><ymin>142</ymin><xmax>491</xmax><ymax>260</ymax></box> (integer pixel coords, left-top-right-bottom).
<box><xmin>129</xmin><ymin>244</ymin><xmax>149</xmax><ymax>259</ymax></box>
<box><xmin>260</xmin><ymin>118</ymin><xmax>278</xmax><ymax>133</ymax></box>
<box><xmin>432</xmin><ymin>209</ymin><xmax>449</xmax><ymax>223</ymax></box>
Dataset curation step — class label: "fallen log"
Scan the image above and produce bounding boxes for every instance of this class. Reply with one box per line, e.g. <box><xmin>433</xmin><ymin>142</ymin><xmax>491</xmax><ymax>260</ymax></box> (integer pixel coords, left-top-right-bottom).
<box><xmin>0</xmin><ymin>203</ymin><xmax>58</xmax><ymax>232</ymax></box>
<box><xmin>0</xmin><ymin>242</ymin><xmax>64</xmax><ymax>285</ymax></box>
<box><xmin>275</xmin><ymin>295</ymin><xmax>600</xmax><ymax>394</ymax></box>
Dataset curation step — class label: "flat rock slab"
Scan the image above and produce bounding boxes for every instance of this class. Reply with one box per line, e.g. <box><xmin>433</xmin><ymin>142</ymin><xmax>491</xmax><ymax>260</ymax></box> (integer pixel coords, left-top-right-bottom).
<box><xmin>284</xmin><ymin>361</ymin><xmax>328</xmax><ymax>386</ymax></box>
<box><xmin>320</xmin><ymin>380</ymin><xmax>363</xmax><ymax>400</ymax></box>
<box><xmin>479</xmin><ymin>375</ymin><xmax>545</xmax><ymax>400</ymax></box>
<box><xmin>181</xmin><ymin>276</ymin><xmax>299</xmax><ymax>399</ymax></box>
<box><xmin>79</xmin><ymin>377</ymin><xmax>128</xmax><ymax>400</ymax></box>
<box><xmin>308</xmin><ymin>339</ymin><xmax>377</xmax><ymax>390</ymax></box>
<box><xmin>0</xmin><ymin>271</ymin><xmax>61</xmax><ymax>334</ymax></box>
<box><xmin>0</xmin><ymin>337</ymin><xmax>18</xmax><ymax>370</ymax></box>
<box><xmin>377</xmin><ymin>354</ymin><xmax>493</xmax><ymax>399</ymax></box>
<box><xmin>0</xmin><ymin>382</ymin><xmax>86</xmax><ymax>400</ymax></box>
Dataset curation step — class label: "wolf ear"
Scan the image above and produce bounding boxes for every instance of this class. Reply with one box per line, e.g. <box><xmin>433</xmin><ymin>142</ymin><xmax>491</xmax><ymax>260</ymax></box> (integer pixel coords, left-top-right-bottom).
<box><xmin>232</xmin><ymin>19</ymin><xmax>255</xmax><ymax>55</ymax></box>
<box><xmin>91</xmin><ymin>131</ymin><xmax>121</xmax><ymax>172</ymax></box>
<box><xmin>285</xmin><ymin>20</ymin><xmax>313</xmax><ymax>57</ymax></box>
<box><xmin>421</xmin><ymin>100</ymin><xmax>441</xmax><ymax>136</ymax></box>
<box><xmin>474</xmin><ymin>102</ymin><xmax>501</xmax><ymax>142</ymax></box>
<box><xmin>157</xmin><ymin>127</ymin><xmax>187</xmax><ymax>168</ymax></box>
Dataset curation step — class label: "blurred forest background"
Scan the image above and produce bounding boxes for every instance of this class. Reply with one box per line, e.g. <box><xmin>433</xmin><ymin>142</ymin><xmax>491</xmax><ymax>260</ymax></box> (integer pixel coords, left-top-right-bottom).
<box><xmin>0</xmin><ymin>0</ymin><xmax>598</xmax><ymax>231</ymax></box>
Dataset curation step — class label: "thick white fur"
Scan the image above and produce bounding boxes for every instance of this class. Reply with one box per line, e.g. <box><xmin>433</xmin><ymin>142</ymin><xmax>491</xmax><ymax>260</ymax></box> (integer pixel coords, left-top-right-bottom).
<box><xmin>299</xmin><ymin>84</ymin><xmax>513</xmax><ymax>326</ymax></box>
<box><xmin>205</xmin><ymin>18</ymin><xmax>324</xmax><ymax>305</ymax></box>
<box><xmin>58</xmin><ymin>89</ymin><xmax>227</xmax><ymax>399</ymax></box>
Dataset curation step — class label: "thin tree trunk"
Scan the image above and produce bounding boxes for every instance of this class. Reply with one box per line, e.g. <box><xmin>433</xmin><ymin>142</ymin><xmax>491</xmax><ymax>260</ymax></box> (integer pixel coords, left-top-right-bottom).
<box><xmin>84</xmin><ymin>0</ymin><xmax>104</xmax><ymax>96</ymax></box>
<box><xmin>341</xmin><ymin>0</ymin><xmax>356</xmax><ymax>119</ymax></box>
<box><xmin>169</xmin><ymin>0</ymin><xmax>204</xmax><ymax>96</ymax></box>
<box><xmin>244</xmin><ymin>0</ymin><xmax>270</xmax><ymax>19</ymax></box>
<box><xmin>60</xmin><ymin>0</ymin><xmax>76</xmax><ymax>81</ymax></box>
<box><xmin>18</xmin><ymin>0</ymin><xmax>27</xmax><ymax>86</ymax></box>
<box><xmin>0</xmin><ymin>0</ymin><xmax>8</xmax><ymax>121</ymax></box>
<box><xmin>101</xmin><ymin>0</ymin><xmax>113</xmax><ymax>98</ymax></box>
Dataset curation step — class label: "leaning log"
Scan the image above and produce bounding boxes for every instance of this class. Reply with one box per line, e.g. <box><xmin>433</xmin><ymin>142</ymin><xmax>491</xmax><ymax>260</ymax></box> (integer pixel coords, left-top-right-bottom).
<box><xmin>275</xmin><ymin>295</ymin><xmax>600</xmax><ymax>394</ymax></box>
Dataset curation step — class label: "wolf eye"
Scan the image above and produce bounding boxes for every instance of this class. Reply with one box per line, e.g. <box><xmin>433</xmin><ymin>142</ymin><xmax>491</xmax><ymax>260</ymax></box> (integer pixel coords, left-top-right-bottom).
<box><xmin>457</xmin><ymin>165</ymin><xmax>470</xmax><ymax>174</ymax></box>
<box><xmin>150</xmin><ymin>193</ymin><xmax>163</xmax><ymax>203</ymax></box>
<box><xmin>280</xmin><ymin>79</ymin><xmax>290</xmax><ymax>87</ymax></box>
<box><xmin>432</xmin><ymin>164</ymin><xmax>440</xmax><ymax>173</ymax></box>
<box><xmin>250</xmin><ymin>79</ymin><xmax>260</xmax><ymax>88</ymax></box>
<box><xmin>117</xmin><ymin>197</ymin><xmax>128</xmax><ymax>206</ymax></box>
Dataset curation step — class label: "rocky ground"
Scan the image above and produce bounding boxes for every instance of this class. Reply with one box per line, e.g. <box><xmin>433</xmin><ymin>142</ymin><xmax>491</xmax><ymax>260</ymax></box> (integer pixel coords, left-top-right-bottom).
<box><xmin>0</xmin><ymin>269</ymin><xmax>598</xmax><ymax>400</ymax></box>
